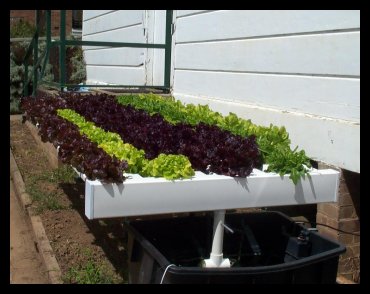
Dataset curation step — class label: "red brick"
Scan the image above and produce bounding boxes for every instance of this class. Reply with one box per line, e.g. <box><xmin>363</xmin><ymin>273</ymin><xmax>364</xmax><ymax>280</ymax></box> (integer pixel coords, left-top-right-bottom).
<box><xmin>10</xmin><ymin>10</ymin><xmax>73</xmax><ymax>37</ymax></box>
<box><xmin>340</xmin><ymin>249</ymin><xmax>355</xmax><ymax>260</ymax></box>
<box><xmin>339</xmin><ymin>218</ymin><xmax>360</xmax><ymax>233</ymax></box>
<box><xmin>353</xmin><ymin>257</ymin><xmax>360</xmax><ymax>269</ymax></box>
<box><xmin>347</xmin><ymin>244</ymin><xmax>360</xmax><ymax>257</ymax></box>
<box><xmin>317</xmin><ymin>203</ymin><xmax>339</xmax><ymax>218</ymax></box>
<box><xmin>338</xmin><ymin>192</ymin><xmax>354</xmax><ymax>206</ymax></box>
<box><xmin>316</xmin><ymin>212</ymin><xmax>339</xmax><ymax>231</ymax></box>
<box><xmin>317</xmin><ymin>226</ymin><xmax>339</xmax><ymax>240</ymax></box>
<box><xmin>326</xmin><ymin>217</ymin><xmax>339</xmax><ymax>229</ymax></box>
<box><xmin>338</xmin><ymin>183</ymin><xmax>349</xmax><ymax>195</ymax></box>
<box><xmin>10</xmin><ymin>10</ymin><xmax>35</xmax><ymax>26</ymax></box>
<box><xmin>338</xmin><ymin>257</ymin><xmax>360</xmax><ymax>283</ymax></box>
<box><xmin>353</xmin><ymin>271</ymin><xmax>360</xmax><ymax>284</ymax></box>
<box><xmin>338</xmin><ymin>233</ymin><xmax>354</xmax><ymax>244</ymax></box>
<box><xmin>339</xmin><ymin>205</ymin><xmax>356</xmax><ymax>219</ymax></box>
<box><xmin>316</xmin><ymin>212</ymin><xmax>328</xmax><ymax>225</ymax></box>
<box><xmin>353</xmin><ymin>234</ymin><xmax>360</xmax><ymax>243</ymax></box>
<box><xmin>338</xmin><ymin>258</ymin><xmax>356</xmax><ymax>274</ymax></box>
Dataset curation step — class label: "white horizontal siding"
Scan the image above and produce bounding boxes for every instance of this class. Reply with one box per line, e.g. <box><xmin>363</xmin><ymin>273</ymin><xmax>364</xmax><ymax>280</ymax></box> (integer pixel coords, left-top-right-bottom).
<box><xmin>83</xmin><ymin>10</ymin><xmax>143</xmax><ymax>35</ymax></box>
<box><xmin>84</xmin><ymin>48</ymin><xmax>145</xmax><ymax>66</ymax></box>
<box><xmin>176</xmin><ymin>10</ymin><xmax>211</xmax><ymax>17</ymax></box>
<box><xmin>83</xmin><ymin>10</ymin><xmax>115</xmax><ymax>21</ymax></box>
<box><xmin>176</xmin><ymin>32</ymin><xmax>360</xmax><ymax>76</ymax></box>
<box><xmin>82</xmin><ymin>10</ymin><xmax>147</xmax><ymax>86</ymax></box>
<box><xmin>175</xmin><ymin>10</ymin><xmax>360</xmax><ymax>43</ymax></box>
<box><xmin>83</xmin><ymin>25</ymin><xmax>145</xmax><ymax>50</ymax></box>
<box><xmin>173</xmin><ymin>93</ymin><xmax>360</xmax><ymax>173</ymax></box>
<box><xmin>174</xmin><ymin>70</ymin><xmax>360</xmax><ymax>122</ymax></box>
<box><xmin>86</xmin><ymin>65</ymin><xmax>145</xmax><ymax>85</ymax></box>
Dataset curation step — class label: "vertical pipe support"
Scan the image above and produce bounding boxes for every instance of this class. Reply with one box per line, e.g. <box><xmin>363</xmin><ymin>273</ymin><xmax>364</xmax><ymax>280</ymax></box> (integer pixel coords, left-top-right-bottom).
<box><xmin>40</xmin><ymin>10</ymin><xmax>51</xmax><ymax>79</ymax></box>
<box><xmin>32</xmin><ymin>10</ymin><xmax>40</xmax><ymax>97</ymax></box>
<box><xmin>164</xmin><ymin>10</ymin><xmax>173</xmax><ymax>92</ymax></box>
<box><xmin>59</xmin><ymin>10</ymin><xmax>66</xmax><ymax>91</ymax></box>
<box><xmin>202</xmin><ymin>210</ymin><xmax>231</xmax><ymax>268</ymax></box>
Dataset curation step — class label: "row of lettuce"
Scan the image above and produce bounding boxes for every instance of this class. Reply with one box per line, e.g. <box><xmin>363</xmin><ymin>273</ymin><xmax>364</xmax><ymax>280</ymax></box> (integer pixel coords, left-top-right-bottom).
<box><xmin>57</xmin><ymin>108</ymin><xmax>194</xmax><ymax>180</ymax></box>
<box><xmin>63</xmin><ymin>94</ymin><xmax>260</xmax><ymax>178</ymax></box>
<box><xmin>116</xmin><ymin>93</ymin><xmax>312</xmax><ymax>184</ymax></box>
<box><xmin>21</xmin><ymin>92</ymin><xmax>311</xmax><ymax>184</ymax></box>
<box><xmin>21</xmin><ymin>96</ymin><xmax>128</xmax><ymax>182</ymax></box>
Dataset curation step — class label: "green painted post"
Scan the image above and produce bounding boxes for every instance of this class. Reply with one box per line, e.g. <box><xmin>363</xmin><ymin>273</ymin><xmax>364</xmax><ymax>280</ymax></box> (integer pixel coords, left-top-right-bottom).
<box><xmin>164</xmin><ymin>10</ymin><xmax>173</xmax><ymax>92</ymax></box>
<box><xmin>59</xmin><ymin>10</ymin><xmax>66</xmax><ymax>91</ymax></box>
<box><xmin>32</xmin><ymin>10</ymin><xmax>40</xmax><ymax>96</ymax></box>
<box><xmin>40</xmin><ymin>10</ymin><xmax>51</xmax><ymax>79</ymax></box>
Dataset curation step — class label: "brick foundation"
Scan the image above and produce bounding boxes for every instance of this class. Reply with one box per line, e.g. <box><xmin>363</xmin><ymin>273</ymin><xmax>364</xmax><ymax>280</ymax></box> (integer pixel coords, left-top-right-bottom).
<box><xmin>316</xmin><ymin>163</ymin><xmax>360</xmax><ymax>283</ymax></box>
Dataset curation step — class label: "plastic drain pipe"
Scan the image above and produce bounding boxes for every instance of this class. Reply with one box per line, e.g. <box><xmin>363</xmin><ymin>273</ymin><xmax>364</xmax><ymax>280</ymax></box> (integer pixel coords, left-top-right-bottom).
<box><xmin>202</xmin><ymin>210</ymin><xmax>231</xmax><ymax>268</ymax></box>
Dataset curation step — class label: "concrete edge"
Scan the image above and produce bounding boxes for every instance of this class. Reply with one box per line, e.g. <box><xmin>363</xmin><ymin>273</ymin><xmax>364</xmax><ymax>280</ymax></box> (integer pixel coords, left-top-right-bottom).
<box><xmin>10</xmin><ymin>148</ymin><xmax>63</xmax><ymax>284</ymax></box>
<box><xmin>10</xmin><ymin>114</ymin><xmax>23</xmax><ymax>121</ymax></box>
<box><xmin>10</xmin><ymin>149</ymin><xmax>32</xmax><ymax>208</ymax></box>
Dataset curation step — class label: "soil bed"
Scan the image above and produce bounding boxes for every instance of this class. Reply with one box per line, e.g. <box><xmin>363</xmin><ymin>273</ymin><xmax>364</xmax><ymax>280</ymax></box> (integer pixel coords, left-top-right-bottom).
<box><xmin>10</xmin><ymin>117</ymin><xmax>127</xmax><ymax>284</ymax></box>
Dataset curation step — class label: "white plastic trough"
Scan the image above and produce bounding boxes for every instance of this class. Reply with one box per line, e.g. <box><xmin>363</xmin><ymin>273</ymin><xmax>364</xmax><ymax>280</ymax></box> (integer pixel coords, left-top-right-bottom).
<box><xmin>74</xmin><ymin>167</ymin><xmax>340</xmax><ymax>220</ymax></box>
<box><xmin>74</xmin><ymin>166</ymin><xmax>339</xmax><ymax>268</ymax></box>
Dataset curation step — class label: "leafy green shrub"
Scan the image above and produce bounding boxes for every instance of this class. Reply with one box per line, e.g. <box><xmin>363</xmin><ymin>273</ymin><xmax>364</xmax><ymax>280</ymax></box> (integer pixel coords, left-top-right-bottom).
<box><xmin>49</xmin><ymin>43</ymin><xmax>86</xmax><ymax>85</ymax></box>
<box><xmin>10</xmin><ymin>24</ymin><xmax>85</xmax><ymax>114</ymax></box>
<box><xmin>10</xmin><ymin>98</ymin><xmax>20</xmax><ymax>114</ymax></box>
<box><xmin>10</xmin><ymin>19</ymin><xmax>36</xmax><ymax>38</ymax></box>
<box><xmin>10</xmin><ymin>45</ymin><xmax>26</xmax><ymax>102</ymax></box>
<box><xmin>69</xmin><ymin>45</ymin><xmax>86</xmax><ymax>84</ymax></box>
<box><xmin>10</xmin><ymin>40</ymin><xmax>54</xmax><ymax>113</ymax></box>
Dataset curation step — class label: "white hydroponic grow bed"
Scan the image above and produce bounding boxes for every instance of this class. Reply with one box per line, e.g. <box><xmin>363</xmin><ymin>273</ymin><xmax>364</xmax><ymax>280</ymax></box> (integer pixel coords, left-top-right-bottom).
<box><xmin>74</xmin><ymin>167</ymin><xmax>340</xmax><ymax>220</ymax></box>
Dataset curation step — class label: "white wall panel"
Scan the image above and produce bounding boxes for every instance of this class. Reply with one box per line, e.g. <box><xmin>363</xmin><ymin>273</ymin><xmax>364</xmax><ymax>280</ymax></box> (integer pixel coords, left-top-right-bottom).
<box><xmin>82</xmin><ymin>25</ymin><xmax>144</xmax><ymax>50</ymax></box>
<box><xmin>83</xmin><ymin>10</ymin><xmax>115</xmax><ymax>21</ymax></box>
<box><xmin>175</xmin><ymin>32</ymin><xmax>360</xmax><ymax>76</ymax></box>
<box><xmin>176</xmin><ymin>10</ymin><xmax>210</xmax><ymax>17</ymax></box>
<box><xmin>83</xmin><ymin>10</ymin><xmax>143</xmax><ymax>35</ymax></box>
<box><xmin>174</xmin><ymin>70</ymin><xmax>360</xmax><ymax>122</ymax></box>
<box><xmin>86</xmin><ymin>65</ymin><xmax>145</xmax><ymax>85</ymax></box>
<box><xmin>175</xmin><ymin>10</ymin><xmax>360</xmax><ymax>43</ymax></box>
<box><xmin>83</xmin><ymin>10</ymin><xmax>147</xmax><ymax>86</ymax></box>
<box><xmin>84</xmin><ymin>48</ymin><xmax>145</xmax><ymax>66</ymax></box>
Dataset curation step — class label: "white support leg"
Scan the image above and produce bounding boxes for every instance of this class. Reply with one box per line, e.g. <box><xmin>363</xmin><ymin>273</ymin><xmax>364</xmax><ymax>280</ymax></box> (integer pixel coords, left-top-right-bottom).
<box><xmin>202</xmin><ymin>210</ymin><xmax>231</xmax><ymax>268</ymax></box>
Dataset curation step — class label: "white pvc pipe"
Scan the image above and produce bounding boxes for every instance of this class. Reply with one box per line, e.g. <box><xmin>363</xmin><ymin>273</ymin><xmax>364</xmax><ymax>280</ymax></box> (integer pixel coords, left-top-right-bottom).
<box><xmin>211</xmin><ymin>210</ymin><xmax>225</xmax><ymax>257</ymax></box>
<box><xmin>202</xmin><ymin>210</ymin><xmax>231</xmax><ymax>268</ymax></box>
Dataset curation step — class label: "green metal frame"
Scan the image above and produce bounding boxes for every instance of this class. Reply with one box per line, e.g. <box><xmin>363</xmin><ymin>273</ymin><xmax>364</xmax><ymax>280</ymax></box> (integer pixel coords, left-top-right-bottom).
<box><xmin>23</xmin><ymin>10</ymin><xmax>173</xmax><ymax>96</ymax></box>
